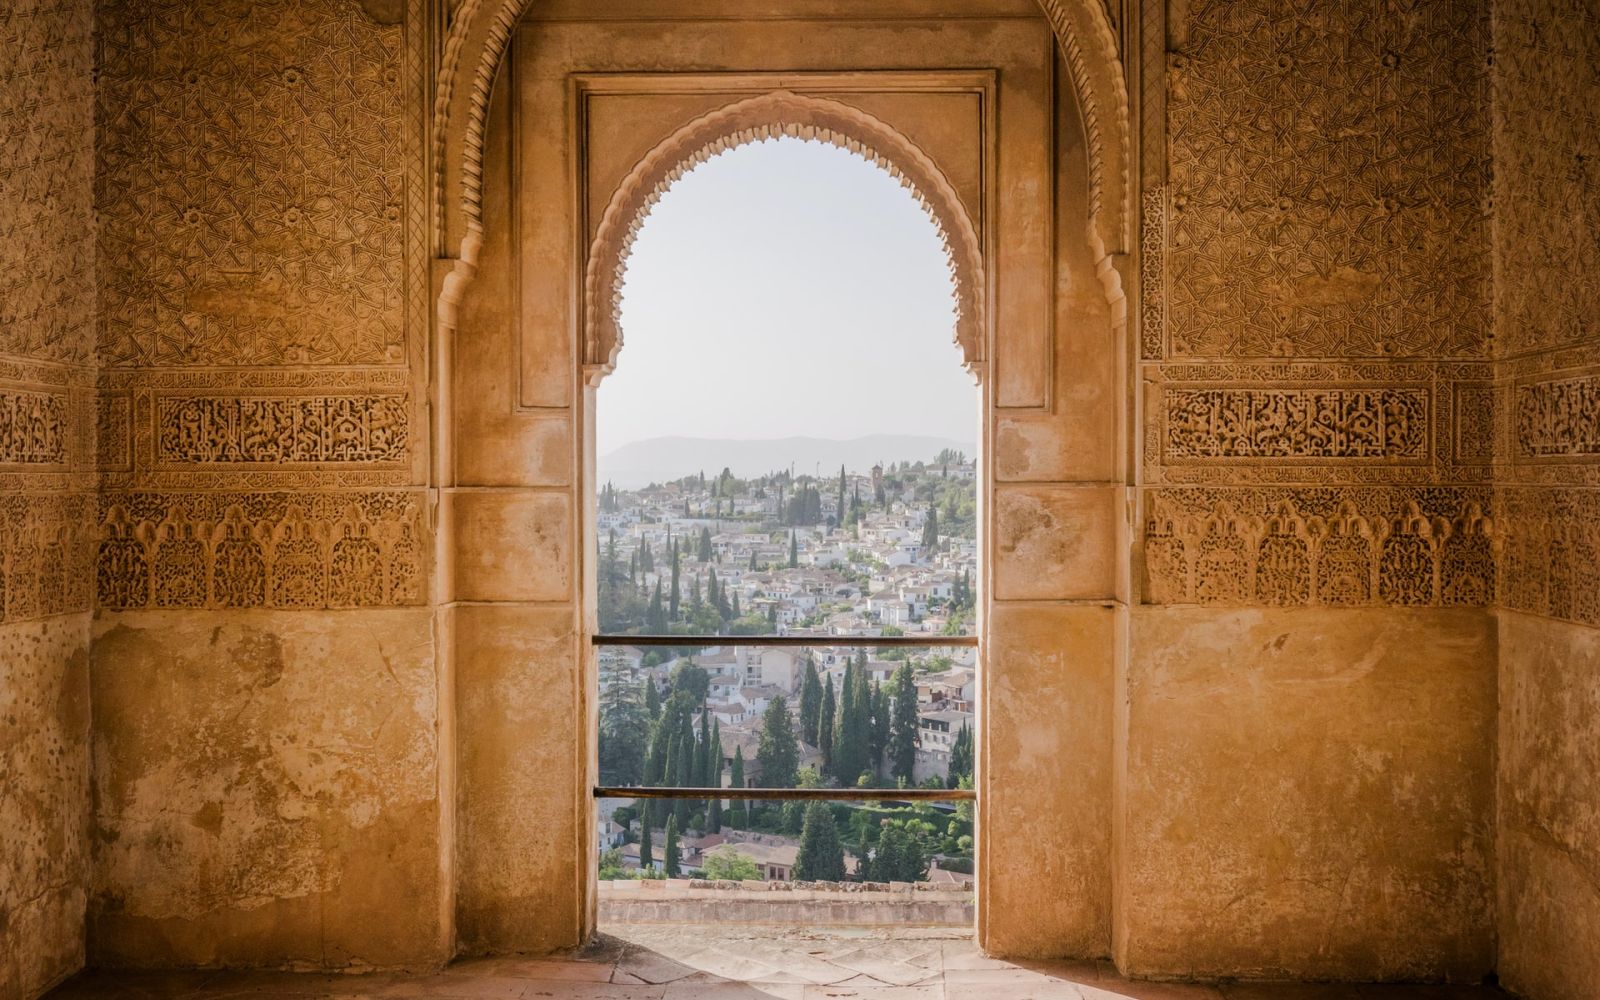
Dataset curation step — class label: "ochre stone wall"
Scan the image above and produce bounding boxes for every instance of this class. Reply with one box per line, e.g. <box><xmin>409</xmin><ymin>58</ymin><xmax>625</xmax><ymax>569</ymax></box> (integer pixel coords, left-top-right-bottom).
<box><xmin>0</xmin><ymin>1</ymin><xmax>96</xmax><ymax>996</ymax></box>
<box><xmin>1490</xmin><ymin>3</ymin><xmax>1600</xmax><ymax>998</ymax></box>
<box><xmin>84</xmin><ymin>0</ymin><xmax>445</xmax><ymax>972</ymax></box>
<box><xmin>1129</xmin><ymin>0</ymin><xmax>1497</xmax><ymax>980</ymax></box>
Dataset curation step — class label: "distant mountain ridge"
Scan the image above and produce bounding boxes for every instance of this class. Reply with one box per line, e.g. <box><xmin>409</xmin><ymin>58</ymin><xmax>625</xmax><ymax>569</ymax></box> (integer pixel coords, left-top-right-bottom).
<box><xmin>598</xmin><ymin>434</ymin><xmax>976</xmax><ymax>489</ymax></box>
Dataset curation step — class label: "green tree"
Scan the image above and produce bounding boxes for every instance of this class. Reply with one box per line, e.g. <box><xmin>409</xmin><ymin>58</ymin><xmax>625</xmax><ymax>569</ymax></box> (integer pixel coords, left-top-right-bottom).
<box><xmin>644</xmin><ymin>676</ymin><xmax>660</xmax><ymax>719</ymax></box>
<box><xmin>799</xmin><ymin>658</ymin><xmax>822</xmax><ymax>746</ymax></box>
<box><xmin>598</xmin><ymin>679</ymin><xmax>649</xmax><ymax>786</ymax></box>
<box><xmin>698</xmin><ymin>526</ymin><xmax>713</xmax><ymax>562</ymax></box>
<box><xmin>663</xmin><ymin>814</ymin><xmax>681</xmax><ymax>877</ymax></box>
<box><xmin>888</xmin><ymin>664</ymin><xmax>919</xmax><ymax>783</ymax></box>
<box><xmin>947</xmin><ymin>722</ymin><xmax>973</xmax><ymax>788</ymax></box>
<box><xmin>702</xmin><ymin>846</ymin><xmax>760</xmax><ymax>881</ymax></box>
<box><xmin>793</xmin><ymin>802</ymin><xmax>846</xmax><ymax>882</ymax></box>
<box><xmin>788</xmin><ymin>530</ymin><xmax>799</xmax><ymax>568</ymax></box>
<box><xmin>729</xmin><ymin>746</ymin><xmax>748</xmax><ymax>828</ymax></box>
<box><xmin>756</xmin><ymin>695</ymin><xmax>799</xmax><ymax>788</ymax></box>
<box><xmin>639</xmin><ymin>814</ymin><xmax>654</xmax><ymax>872</ymax></box>
<box><xmin>921</xmin><ymin>505</ymin><xmax>939</xmax><ymax>549</ymax></box>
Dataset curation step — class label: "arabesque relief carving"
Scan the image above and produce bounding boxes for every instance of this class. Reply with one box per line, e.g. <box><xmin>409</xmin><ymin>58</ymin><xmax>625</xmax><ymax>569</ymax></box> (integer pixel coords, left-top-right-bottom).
<box><xmin>156</xmin><ymin>394</ymin><xmax>409</xmax><ymax>465</ymax></box>
<box><xmin>1163</xmin><ymin>386</ymin><xmax>1429</xmax><ymax>464</ymax></box>
<box><xmin>0</xmin><ymin>494</ymin><xmax>96</xmax><ymax>624</ymax></box>
<box><xmin>1515</xmin><ymin>372</ymin><xmax>1600</xmax><ymax>460</ymax></box>
<box><xmin>1492</xmin><ymin>0</ymin><xmax>1600</xmax><ymax>360</ymax></box>
<box><xmin>0</xmin><ymin>390</ymin><xmax>70</xmax><ymax>464</ymax></box>
<box><xmin>1164</xmin><ymin>0</ymin><xmax>1489</xmax><ymax>360</ymax></box>
<box><xmin>95</xmin><ymin>0</ymin><xmax>408</xmax><ymax>368</ymax></box>
<box><xmin>0</xmin><ymin>0</ymin><xmax>94</xmax><ymax>366</ymax></box>
<box><xmin>1143</xmin><ymin>488</ymin><xmax>1494</xmax><ymax>608</ymax></box>
<box><xmin>96</xmin><ymin>492</ymin><xmax>427</xmax><ymax>611</ymax></box>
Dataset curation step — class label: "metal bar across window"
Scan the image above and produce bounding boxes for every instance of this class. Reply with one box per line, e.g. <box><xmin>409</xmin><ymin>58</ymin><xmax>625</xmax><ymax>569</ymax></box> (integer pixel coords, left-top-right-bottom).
<box><xmin>594</xmin><ymin>786</ymin><xmax>973</xmax><ymax>802</ymax></box>
<box><xmin>591</xmin><ymin>634</ymin><xmax>977</xmax><ymax>648</ymax></box>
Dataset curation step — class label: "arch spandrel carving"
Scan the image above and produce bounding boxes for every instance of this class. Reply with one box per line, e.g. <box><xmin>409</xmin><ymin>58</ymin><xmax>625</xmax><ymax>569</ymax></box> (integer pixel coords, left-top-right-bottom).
<box><xmin>580</xmin><ymin>91</ymin><xmax>985</xmax><ymax>386</ymax></box>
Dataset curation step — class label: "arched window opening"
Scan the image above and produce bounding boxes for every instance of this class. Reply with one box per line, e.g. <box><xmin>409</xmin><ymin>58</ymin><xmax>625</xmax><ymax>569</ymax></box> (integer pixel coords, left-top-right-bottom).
<box><xmin>593</xmin><ymin>135</ymin><xmax>979</xmax><ymax>929</ymax></box>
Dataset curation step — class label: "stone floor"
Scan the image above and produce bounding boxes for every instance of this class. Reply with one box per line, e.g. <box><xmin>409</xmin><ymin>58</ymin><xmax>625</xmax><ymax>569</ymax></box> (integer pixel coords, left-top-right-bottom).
<box><xmin>47</xmin><ymin>925</ymin><xmax>1507</xmax><ymax>999</ymax></box>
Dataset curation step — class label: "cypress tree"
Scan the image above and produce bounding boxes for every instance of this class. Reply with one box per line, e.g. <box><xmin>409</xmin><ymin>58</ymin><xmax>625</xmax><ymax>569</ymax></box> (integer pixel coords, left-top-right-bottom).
<box><xmin>663</xmin><ymin>814</ymin><xmax>681</xmax><ymax>877</ymax></box>
<box><xmin>731</xmin><ymin>591</ymin><xmax>741</xmax><ymax>618</ymax></box>
<box><xmin>669</xmin><ymin>541</ymin><xmax>681</xmax><ymax>621</ymax></box>
<box><xmin>847</xmin><ymin>654</ymin><xmax>871</xmax><ymax>784</ymax></box>
<box><xmin>836</xmin><ymin>464</ymin><xmax>847</xmax><ymax>519</ymax></box>
<box><xmin>819</xmin><ymin>676</ymin><xmax>836</xmax><ymax>777</ymax></box>
<box><xmin>833</xmin><ymin>659</ymin><xmax>858</xmax><ymax>784</ymax></box>
<box><xmin>922</xmin><ymin>505</ymin><xmax>939</xmax><ymax>549</ymax></box>
<box><xmin>799</xmin><ymin>658</ymin><xmax>822</xmax><ymax>746</ymax></box>
<box><xmin>644</xmin><ymin>677</ymin><xmax>660</xmax><ymax>719</ymax></box>
<box><xmin>793</xmin><ymin>802</ymin><xmax>845</xmax><ymax>882</ymax></box>
<box><xmin>639</xmin><ymin>813</ymin><xmax>654</xmax><ymax>872</ymax></box>
<box><xmin>869</xmin><ymin>680</ymin><xmax>890</xmax><ymax>775</ymax></box>
<box><xmin>698</xmin><ymin>526</ymin><xmax>713</xmax><ymax>562</ymax></box>
<box><xmin>888</xmin><ymin>664</ymin><xmax>919</xmax><ymax>783</ymax></box>
<box><xmin>788</xmin><ymin>530</ymin><xmax>798</xmax><ymax>568</ymax></box>
<box><xmin>707</xmin><ymin>793</ymin><xmax>722</xmax><ymax>834</ymax></box>
<box><xmin>749</xmin><ymin>551</ymin><xmax>757</xmax><ymax>571</ymax></box>
<box><xmin>729</xmin><ymin>746</ymin><xmax>748</xmax><ymax>828</ymax></box>
<box><xmin>647</xmin><ymin>582</ymin><xmax>666</xmax><ymax>632</ymax></box>
<box><xmin>947</xmin><ymin>722</ymin><xmax>973</xmax><ymax>788</ymax></box>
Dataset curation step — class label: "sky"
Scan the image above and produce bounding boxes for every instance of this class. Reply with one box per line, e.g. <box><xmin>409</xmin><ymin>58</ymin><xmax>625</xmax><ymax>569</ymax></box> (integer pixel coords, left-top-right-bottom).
<box><xmin>596</xmin><ymin>136</ymin><xmax>977</xmax><ymax>454</ymax></box>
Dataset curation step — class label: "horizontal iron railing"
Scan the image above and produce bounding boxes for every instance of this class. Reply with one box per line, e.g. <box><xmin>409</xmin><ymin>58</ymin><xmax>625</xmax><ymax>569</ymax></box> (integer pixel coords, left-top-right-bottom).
<box><xmin>594</xmin><ymin>785</ymin><xmax>973</xmax><ymax>802</ymax></box>
<box><xmin>592</xmin><ymin>633</ymin><xmax>977</xmax><ymax>648</ymax></box>
<box><xmin>593</xmin><ymin>633</ymin><xmax>977</xmax><ymax>802</ymax></box>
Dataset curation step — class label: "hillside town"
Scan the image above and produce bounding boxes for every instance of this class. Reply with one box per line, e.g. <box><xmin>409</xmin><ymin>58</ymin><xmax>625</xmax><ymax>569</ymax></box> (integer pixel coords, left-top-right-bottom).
<box><xmin>595</xmin><ymin>454</ymin><xmax>978</xmax><ymax>884</ymax></box>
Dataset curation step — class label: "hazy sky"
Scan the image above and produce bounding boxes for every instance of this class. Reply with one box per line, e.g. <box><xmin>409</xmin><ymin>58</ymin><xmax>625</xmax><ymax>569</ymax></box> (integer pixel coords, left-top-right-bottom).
<box><xmin>597</xmin><ymin>136</ymin><xmax>977</xmax><ymax>453</ymax></box>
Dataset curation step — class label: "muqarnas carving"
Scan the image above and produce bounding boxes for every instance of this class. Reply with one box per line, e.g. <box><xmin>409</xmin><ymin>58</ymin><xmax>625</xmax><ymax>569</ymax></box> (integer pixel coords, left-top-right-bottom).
<box><xmin>1164</xmin><ymin>386</ymin><xmax>1429</xmax><ymax>463</ymax></box>
<box><xmin>1498</xmin><ymin>488</ymin><xmax>1600</xmax><ymax>628</ymax></box>
<box><xmin>1165</xmin><ymin>0</ymin><xmax>1488</xmax><ymax>359</ymax></box>
<box><xmin>1143</xmin><ymin>488</ymin><xmax>1494</xmax><ymax>607</ymax></box>
<box><xmin>0</xmin><ymin>390</ymin><xmax>69</xmax><ymax>464</ymax></box>
<box><xmin>157</xmin><ymin>394</ymin><xmax>409</xmax><ymax>464</ymax></box>
<box><xmin>1515</xmin><ymin>373</ymin><xmax>1600</xmax><ymax>459</ymax></box>
<box><xmin>0</xmin><ymin>494</ymin><xmax>95</xmax><ymax>623</ymax></box>
<box><xmin>97</xmin><ymin>492</ymin><xmax>426</xmax><ymax>610</ymax></box>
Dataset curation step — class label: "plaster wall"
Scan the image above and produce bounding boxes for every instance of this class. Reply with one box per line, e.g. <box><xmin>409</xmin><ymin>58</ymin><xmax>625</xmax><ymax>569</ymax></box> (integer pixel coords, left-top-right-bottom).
<box><xmin>1488</xmin><ymin>2</ymin><xmax>1600</xmax><ymax>997</ymax></box>
<box><xmin>84</xmin><ymin>0</ymin><xmax>442</xmax><ymax>972</ymax></box>
<box><xmin>0</xmin><ymin>1</ymin><xmax>96</xmax><ymax>996</ymax></box>
<box><xmin>1126</xmin><ymin>0</ymin><xmax>1499</xmax><ymax>979</ymax></box>
<box><xmin>86</xmin><ymin>611</ymin><xmax>443</xmax><ymax>970</ymax></box>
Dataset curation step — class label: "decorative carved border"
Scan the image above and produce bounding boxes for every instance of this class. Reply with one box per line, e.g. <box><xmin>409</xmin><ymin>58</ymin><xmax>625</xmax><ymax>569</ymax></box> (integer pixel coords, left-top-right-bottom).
<box><xmin>1143</xmin><ymin>363</ymin><xmax>1493</xmax><ymax>485</ymax></box>
<box><xmin>1160</xmin><ymin>384</ymin><xmax>1431</xmax><ymax>465</ymax></box>
<box><xmin>96</xmin><ymin>491</ymin><xmax>428</xmax><ymax>611</ymax></box>
<box><xmin>1513</xmin><ymin>367</ymin><xmax>1600</xmax><ymax>462</ymax></box>
<box><xmin>0</xmin><ymin>388</ymin><xmax>70</xmax><ymax>465</ymax></box>
<box><xmin>152</xmin><ymin>392</ymin><xmax>410</xmax><ymax>467</ymax></box>
<box><xmin>1141</xmin><ymin>486</ymin><xmax>1495</xmax><ymax>608</ymax></box>
<box><xmin>1140</xmin><ymin>185</ymin><xmax>1165</xmax><ymax>360</ymax></box>
<box><xmin>580</xmin><ymin>91</ymin><xmax>985</xmax><ymax>385</ymax></box>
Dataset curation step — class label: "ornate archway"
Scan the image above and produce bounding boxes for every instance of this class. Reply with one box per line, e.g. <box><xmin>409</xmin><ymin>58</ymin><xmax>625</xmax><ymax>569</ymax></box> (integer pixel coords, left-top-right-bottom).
<box><xmin>581</xmin><ymin>90</ymin><xmax>985</xmax><ymax>384</ymax></box>
<box><xmin>432</xmin><ymin>0</ymin><xmax>1132</xmax><ymax>327</ymax></box>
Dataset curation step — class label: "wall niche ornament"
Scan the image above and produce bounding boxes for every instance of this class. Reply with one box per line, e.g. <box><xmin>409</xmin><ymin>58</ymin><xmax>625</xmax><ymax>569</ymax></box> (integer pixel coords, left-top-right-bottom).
<box><xmin>1515</xmin><ymin>371</ymin><xmax>1600</xmax><ymax>460</ymax></box>
<box><xmin>1142</xmin><ymin>488</ymin><xmax>1495</xmax><ymax>608</ymax></box>
<box><xmin>96</xmin><ymin>492</ymin><xmax>427</xmax><ymax>611</ymax></box>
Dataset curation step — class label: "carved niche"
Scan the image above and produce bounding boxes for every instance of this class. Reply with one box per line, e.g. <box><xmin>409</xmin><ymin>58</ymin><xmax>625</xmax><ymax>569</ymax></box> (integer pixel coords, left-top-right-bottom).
<box><xmin>1142</xmin><ymin>488</ymin><xmax>1495</xmax><ymax>609</ymax></box>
